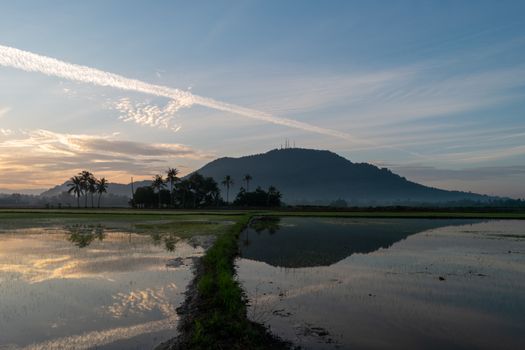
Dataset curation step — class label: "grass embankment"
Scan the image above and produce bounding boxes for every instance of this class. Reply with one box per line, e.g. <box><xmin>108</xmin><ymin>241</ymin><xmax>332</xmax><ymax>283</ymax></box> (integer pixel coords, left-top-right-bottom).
<box><xmin>162</xmin><ymin>214</ymin><xmax>290</xmax><ymax>350</ymax></box>
<box><xmin>266</xmin><ymin>210</ymin><xmax>525</xmax><ymax>220</ymax></box>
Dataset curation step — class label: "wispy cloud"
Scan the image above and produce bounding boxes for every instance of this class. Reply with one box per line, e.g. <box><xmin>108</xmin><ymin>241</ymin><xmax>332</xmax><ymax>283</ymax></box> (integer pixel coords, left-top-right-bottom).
<box><xmin>0</xmin><ymin>128</ymin><xmax>12</xmax><ymax>136</ymax></box>
<box><xmin>112</xmin><ymin>97</ymin><xmax>182</xmax><ymax>132</ymax></box>
<box><xmin>0</xmin><ymin>129</ymin><xmax>213</xmax><ymax>188</ymax></box>
<box><xmin>0</xmin><ymin>106</ymin><xmax>10</xmax><ymax>118</ymax></box>
<box><xmin>0</xmin><ymin>44</ymin><xmax>370</xmax><ymax>145</ymax></box>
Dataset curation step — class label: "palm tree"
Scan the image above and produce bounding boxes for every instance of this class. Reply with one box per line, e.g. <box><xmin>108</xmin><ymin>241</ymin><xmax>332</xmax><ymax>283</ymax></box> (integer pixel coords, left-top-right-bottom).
<box><xmin>243</xmin><ymin>174</ymin><xmax>253</xmax><ymax>192</ymax></box>
<box><xmin>79</xmin><ymin>170</ymin><xmax>94</xmax><ymax>208</ymax></box>
<box><xmin>176</xmin><ymin>180</ymin><xmax>191</xmax><ymax>208</ymax></box>
<box><xmin>221</xmin><ymin>175</ymin><xmax>234</xmax><ymax>204</ymax></box>
<box><xmin>87</xmin><ymin>175</ymin><xmax>97</xmax><ymax>208</ymax></box>
<box><xmin>67</xmin><ymin>176</ymin><xmax>83</xmax><ymax>208</ymax></box>
<box><xmin>267</xmin><ymin>185</ymin><xmax>282</xmax><ymax>206</ymax></box>
<box><xmin>95</xmin><ymin>177</ymin><xmax>108</xmax><ymax>208</ymax></box>
<box><xmin>151</xmin><ymin>174</ymin><xmax>166</xmax><ymax>208</ymax></box>
<box><xmin>166</xmin><ymin>168</ymin><xmax>179</xmax><ymax>208</ymax></box>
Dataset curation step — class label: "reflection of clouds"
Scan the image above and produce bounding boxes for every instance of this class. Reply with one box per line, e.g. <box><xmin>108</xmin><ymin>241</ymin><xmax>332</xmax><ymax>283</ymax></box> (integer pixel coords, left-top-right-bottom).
<box><xmin>0</xmin><ymin>228</ymin><xmax>198</xmax><ymax>349</ymax></box>
<box><xmin>0</xmin><ymin>230</ymin><xmax>198</xmax><ymax>284</ymax></box>
<box><xmin>106</xmin><ymin>283</ymin><xmax>178</xmax><ymax>318</ymax></box>
<box><xmin>17</xmin><ymin>316</ymin><xmax>178</xmax><ymax>350</ymax></box>
<box><xmin>0</xmin><ymin>259</ymin><xmax>90</xmax><ymax>283</ymax></box>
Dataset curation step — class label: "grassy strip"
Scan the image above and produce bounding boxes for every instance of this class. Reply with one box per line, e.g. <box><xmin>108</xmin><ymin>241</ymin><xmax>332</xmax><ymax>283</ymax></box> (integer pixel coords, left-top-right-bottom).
<box><xmin>0</xmin><ymin>208</ymin><xmax>251</xmax><ymax>219</ymax></box>
<box><xmin>170</xmin><ymin>214</ymin><xmax>290</xmax><ymax>350</ymax></box>
<box><xmin>267</xmin><ymin>210</ymin><xmax>525</xmax><ymax>219</ymax></box>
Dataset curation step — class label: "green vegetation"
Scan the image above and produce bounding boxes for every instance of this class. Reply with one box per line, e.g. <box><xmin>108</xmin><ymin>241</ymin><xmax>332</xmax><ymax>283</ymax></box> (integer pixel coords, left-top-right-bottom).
<box><xmin>221</xmin><ymin>175</ymin><xmax>234</xmax><ymax>204</ymax></box>
<box><xmin>0</xmin><ymin>209</ymin><xmax>243</xmax><ymax>236</ymax></box>
<box><xmin>267</xmin><ymin>210</ymin><xmax>525</xmax><ymax>219</ymax></box>
<box><xmin>174</xmin><ymin>214</ymin><xmax>290</xmax><ymax>349</ymax></box>
<box><xmin>233</xmin><ymin>186</ymin><xmax>282</xmax><ymax>207</ymax></box>
<box><xmin>135</xmin><ymin>169</ymin><xmax>222</xmax><ymax>209</ymax></box>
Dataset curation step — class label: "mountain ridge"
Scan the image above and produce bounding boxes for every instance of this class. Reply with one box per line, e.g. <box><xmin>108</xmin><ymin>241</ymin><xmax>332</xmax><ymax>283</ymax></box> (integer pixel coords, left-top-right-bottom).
<box><xmin>191</xmin><ymin>148</ymin><xmax>492</xmax><ymax>205</ymax></box>
<box><xmin>37</xmin><ymin>148</ymin><xmax>494</xmax><ymax>205</ymax></box>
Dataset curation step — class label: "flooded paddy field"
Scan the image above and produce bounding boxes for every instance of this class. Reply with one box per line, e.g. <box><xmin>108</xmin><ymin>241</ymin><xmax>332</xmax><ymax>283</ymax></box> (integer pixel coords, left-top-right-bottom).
<box><xmin>237</xmin><ymin>217</ymin><xmax>525</xmax><ymax>350</ymax></box>
<box><xmin>0</xmin><ymin>214</ymin><xmax>236</xmax><ymax>350</ymax></box>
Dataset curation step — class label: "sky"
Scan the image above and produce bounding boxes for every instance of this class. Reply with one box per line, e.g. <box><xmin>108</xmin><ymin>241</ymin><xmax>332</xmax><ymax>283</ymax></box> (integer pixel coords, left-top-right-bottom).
<box><xmin>0</xmin><ymin>0</ymin><xmax>524</xmax><ymax>198</ymax></box>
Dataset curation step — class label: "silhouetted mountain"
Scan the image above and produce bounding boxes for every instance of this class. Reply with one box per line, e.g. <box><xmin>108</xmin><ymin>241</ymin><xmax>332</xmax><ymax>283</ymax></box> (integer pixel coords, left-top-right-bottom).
<box><xmin>0</xmin><ymin>188</ymin><xmax>47</xmax><ymax>195</ymax></box>
<box><xmin>192</xmin><ymin>148</ymin><xmax>493</xmax><ymax>205</ymax></box>
<box><xmin>36</xmin><ymin>148</ymin><xmax>497</xmax><ymax>206</ymax></box>
<box><xmin>40</xmin><ymin>180</ymin><xmax>151</xmax><ymax>198</ymax></box>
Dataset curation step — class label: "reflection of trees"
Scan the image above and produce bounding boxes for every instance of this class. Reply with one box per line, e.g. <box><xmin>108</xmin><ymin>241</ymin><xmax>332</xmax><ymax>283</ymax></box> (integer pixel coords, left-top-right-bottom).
<box><xmin>149</xmin><ymin>232</ymin><xmax>179</xmax><ymax>252</ymax></box>
<box><xmin>250</xmin><ymin>217</ymin><xmax>281</xmax><ymax>235</ymax></box>
<box><xmin>244</xmin><ymin>217</ymin><xmax>282</xmax><ymax>246</ymax></box>
<box><xmin>66</xmin><ymin>224</ymin><xmax>106</xmax><ymax>248</ymax></box>
<box><xmin>163</xmin><ymin>233</ymin><xmax>178</xmax><ymax>252</ymax></box>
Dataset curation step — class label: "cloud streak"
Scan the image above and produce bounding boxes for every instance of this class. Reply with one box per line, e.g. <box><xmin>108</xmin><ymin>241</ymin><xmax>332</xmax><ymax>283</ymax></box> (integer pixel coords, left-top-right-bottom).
<box><xmin>0</xmin><ymin>129</ymin><xmax>212</xmax><ymax>188</ymax></box>
<box><xmin>0</xmin><ymin>44</ymin><xmax>368</xmax><ymax>145</ymax></box>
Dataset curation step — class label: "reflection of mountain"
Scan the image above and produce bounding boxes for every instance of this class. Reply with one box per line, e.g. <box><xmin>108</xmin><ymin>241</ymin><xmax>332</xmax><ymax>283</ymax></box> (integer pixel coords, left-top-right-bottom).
<box><xmin>41</xmin><ymin>180</ymin><xmax>151</xmax><ymax>197</ymax></box>
<box><xmin>239</xmin><ymin>217</ymin><xmax>481</xmax><ymax>268</ymax></box>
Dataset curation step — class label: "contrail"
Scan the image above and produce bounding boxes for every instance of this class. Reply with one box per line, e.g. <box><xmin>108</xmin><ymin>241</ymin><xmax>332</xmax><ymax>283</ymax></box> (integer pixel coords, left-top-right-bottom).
<box><xmin>0</xmin><ymin>44</ymin><xmax>368</xmax><ymax>144</ymax></box>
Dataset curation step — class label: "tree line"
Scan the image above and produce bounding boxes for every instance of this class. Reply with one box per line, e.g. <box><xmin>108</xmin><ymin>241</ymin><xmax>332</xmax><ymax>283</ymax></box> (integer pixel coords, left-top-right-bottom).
<box><xmin>67</xmin><ymin>171</ymin><xmax>108</xmax><ymax>208</ymax></box>
<box><xmin>132</xmin><ymin>168</ymin><xmax>282</xmax><ymax>209</ymax></box>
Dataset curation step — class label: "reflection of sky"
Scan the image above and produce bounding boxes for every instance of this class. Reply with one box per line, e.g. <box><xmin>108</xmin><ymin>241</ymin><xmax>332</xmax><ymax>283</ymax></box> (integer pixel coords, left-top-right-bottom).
<box><xmin>237</xmin><ymin>220</ymin><xmax>525</xmax><ymax>350</ymax></box>
<box><xmin>0</xmin><ymin>229</ymin><xmax>202</xmax><ymax>349</ymax></box>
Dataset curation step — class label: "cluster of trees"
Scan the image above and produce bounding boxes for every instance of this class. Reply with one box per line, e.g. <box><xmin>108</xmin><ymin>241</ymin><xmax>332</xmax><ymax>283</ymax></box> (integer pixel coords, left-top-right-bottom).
<box><xmin>133</xmin><ymin>168</ymin><xmax>222</xmax><ymax>209</ymax></box>
<box><xmin>67</xmin><ymin>171</ymin><xmax>108</xmax><ymax>208</ymax></box>
<box><xmin>132</xmin><ymin>169</ymin><xmax>282</xmax><ymax>208</ymax></box>
<box><xmin>231</xmin><ymin>174</ymin><xmax>282</xmax><ymax>207</ymax></box>
<box><xmin>233</xmin><ymin>186</ymin><xmax>282</xmax><ymax>206</ymax></box>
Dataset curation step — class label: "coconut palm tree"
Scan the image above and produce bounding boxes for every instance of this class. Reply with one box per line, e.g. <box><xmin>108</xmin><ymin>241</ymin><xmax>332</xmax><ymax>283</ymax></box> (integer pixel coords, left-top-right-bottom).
<box><xmin>267</xmin><ymin>185</ymin><xmax>282</xmax><ymax>207</ymax></box>
<box><xmin>67</xmin><ymin>176</ymin><xmax>83</xmax><ymax>208</ymax></box>
<box><xmin>79</xmin><ymin>170</ymin><xmax>94</xmax><ymax>208</ymax></box>
<box><xmin>176</xmin><ymin>180</ymin><xmax>191</xmax><ymax>208</ymax></box>
<box><xmin>151</xmin><ymin>174</ymin><xmax>166</xmax><ymax>208</ymax></box>
<box><xmin>95</xmin><ymin>177</ymin><xmax>108</xmax><ymax>208</ymax></box>
<box><xmin>166</xmin><ymin>168</ymin><xmax>179</xmax><ymax>208</ymax></box>
<box><xmin>221</xmin><ymin>175</ymin><xmax>234</xmax><ymax>204</ymax></box>
<box><xmin>87</xmin><ymin>175</ymin><xmax>97</xmax><ymax>208</ymax></box>
<box><xmin>243</xmin><ymin>174</ymin><xmax>253</xmax><ymax>192</ymax></box>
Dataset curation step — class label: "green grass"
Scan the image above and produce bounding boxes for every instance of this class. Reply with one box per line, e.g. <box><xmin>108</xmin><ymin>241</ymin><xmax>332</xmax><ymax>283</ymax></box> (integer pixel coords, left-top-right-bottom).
<box><xmin>266</xmin><ymin>210</ymin><xmax>525</xmax><ymax>219</ymax></box>
<box><xmin>0</xmin><ymin>209</ymin><xmax>243</xmax><ymax>239</ymax></box>
<box><xmin>180</xmin><ymin>214</ymin><xmax>289</xmax><ymax>349</ymax></box>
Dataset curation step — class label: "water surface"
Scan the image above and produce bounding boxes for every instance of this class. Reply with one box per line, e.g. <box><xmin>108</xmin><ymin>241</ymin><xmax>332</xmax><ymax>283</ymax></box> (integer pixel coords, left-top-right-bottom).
<box><xmin>0</xmin><ymin>225</ymin><xmax>204</xmax><ymax>350</ymax></box>
<box><xmin>237</xmin><ymin>217</ymin><xmax>525</xmax><ymax>350</ymax></box>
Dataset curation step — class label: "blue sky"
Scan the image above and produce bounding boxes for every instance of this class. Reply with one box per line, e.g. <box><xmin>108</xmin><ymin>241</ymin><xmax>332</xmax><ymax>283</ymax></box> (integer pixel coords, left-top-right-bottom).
<box><xmin>0</xmin><ymin>0</ymin><xmax>524</xmax><ymax>197</ymax></box>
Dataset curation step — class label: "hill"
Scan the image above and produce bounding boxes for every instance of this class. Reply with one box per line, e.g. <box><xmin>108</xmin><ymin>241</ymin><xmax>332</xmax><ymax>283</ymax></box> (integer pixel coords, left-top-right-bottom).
<box><xmin>192</xmin><ymin>148</ymin><xmax>492</xmax><ymax>205</ymax></box>
<box><xmin>37</xmin><ymin>148</ymin><xmax>495</xmax><ymax>206</ymax></box>
<box><xmin>40</xmin><ymin>180</ymin><xmax>151</xmax><ymax>198</ymax></box>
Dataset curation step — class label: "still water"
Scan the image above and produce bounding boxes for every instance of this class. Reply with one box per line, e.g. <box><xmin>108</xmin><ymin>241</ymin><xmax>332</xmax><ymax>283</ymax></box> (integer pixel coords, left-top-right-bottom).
<box><xmin>0</xmin><ymin>225</ymin><xmax>204</xmax><ymax>350</ymax></box>
<box><xmin>237</xmin><ymin>218</ymin><xmax>525</xmax><ymax>350</ymax></box>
